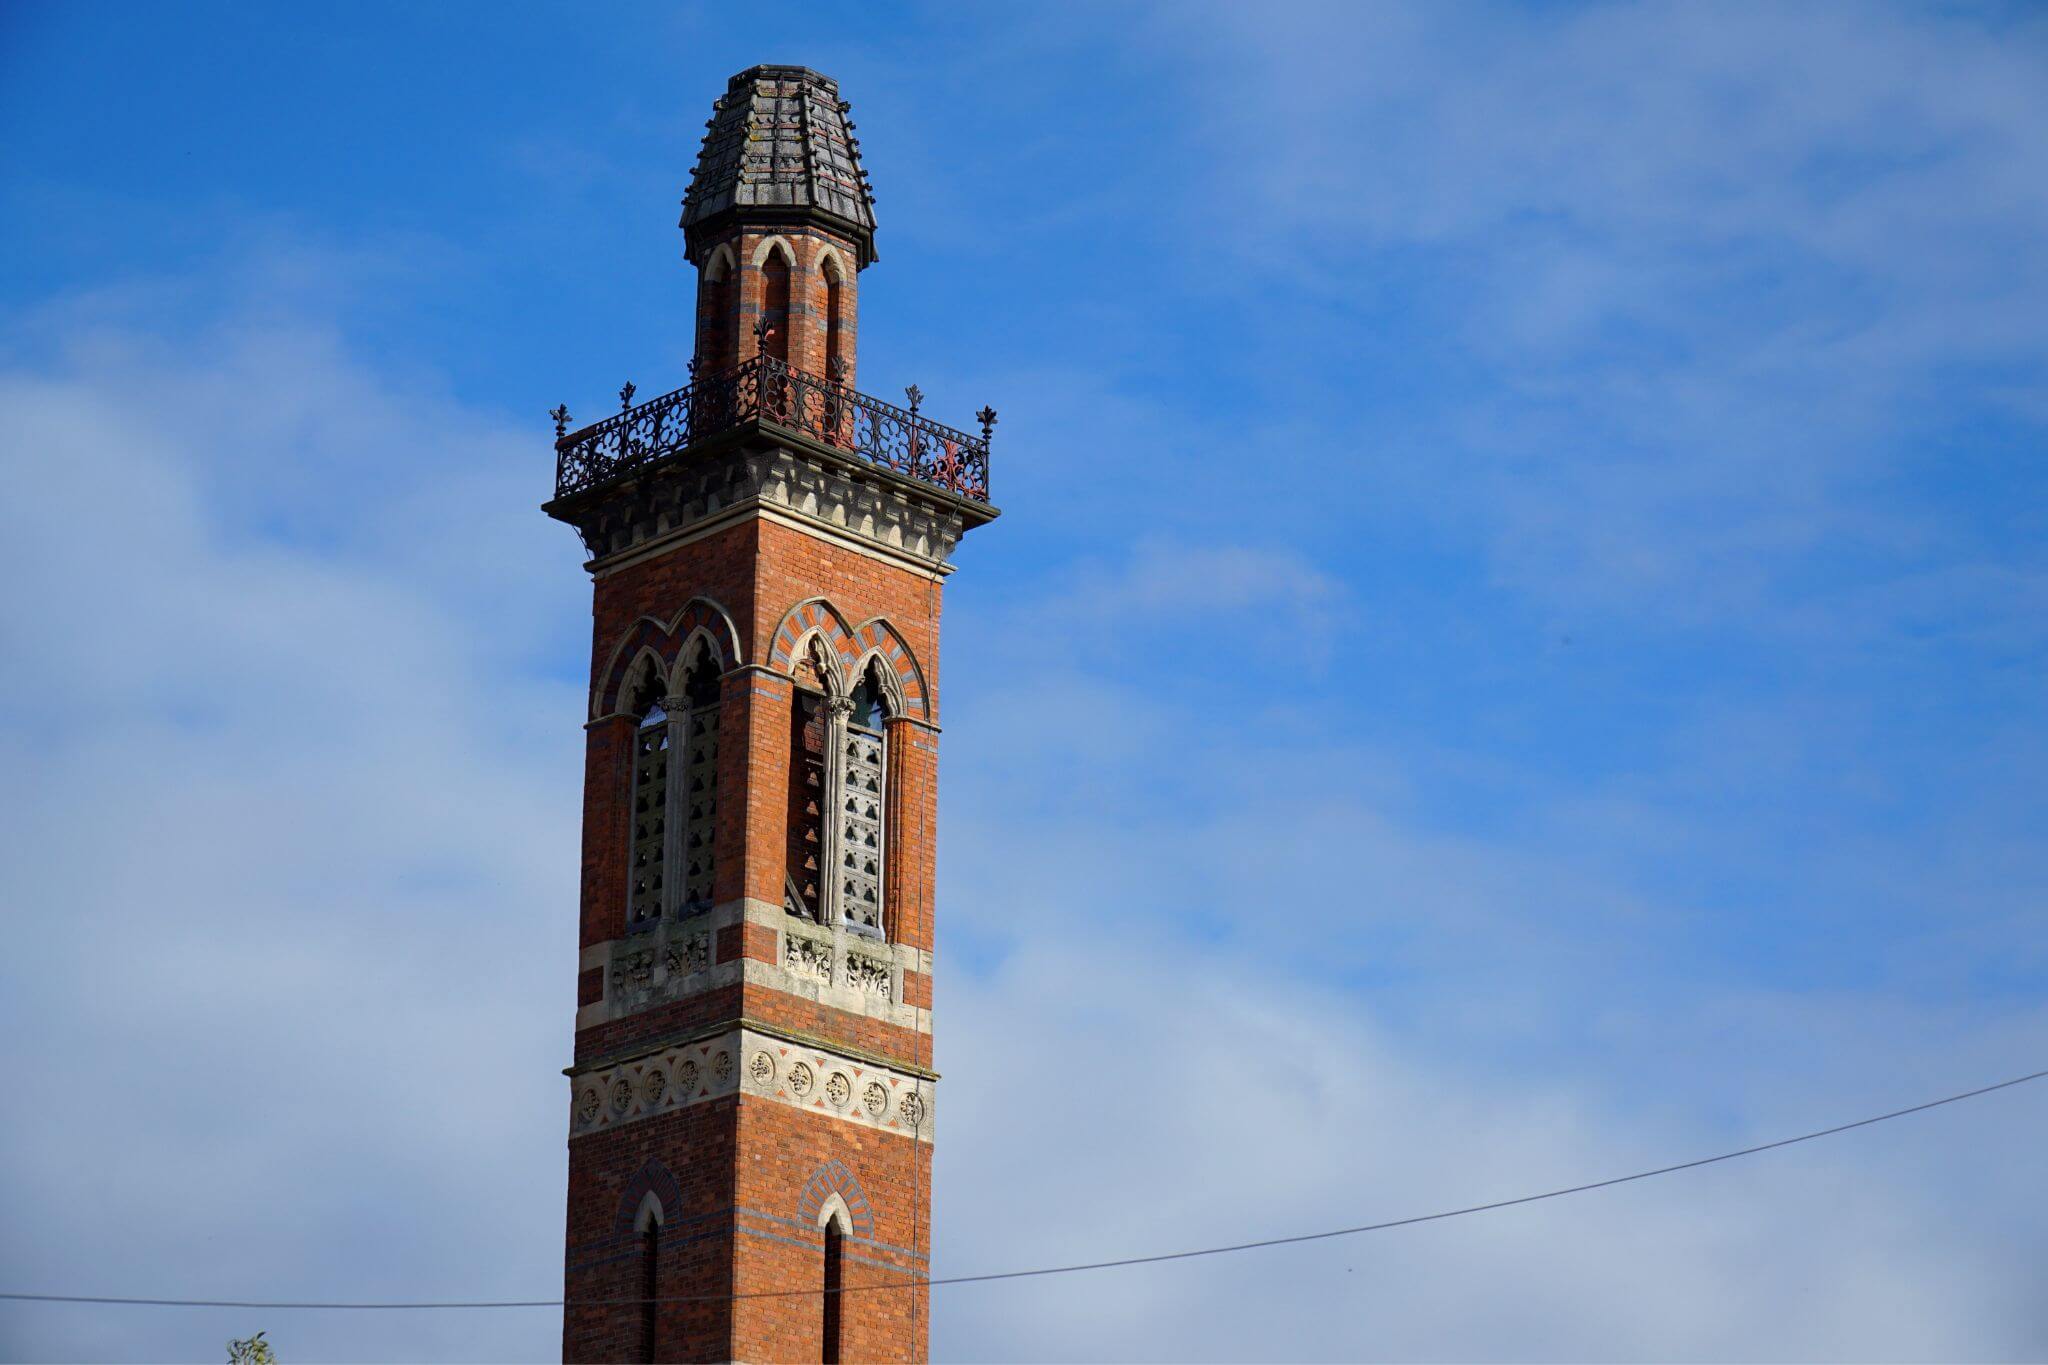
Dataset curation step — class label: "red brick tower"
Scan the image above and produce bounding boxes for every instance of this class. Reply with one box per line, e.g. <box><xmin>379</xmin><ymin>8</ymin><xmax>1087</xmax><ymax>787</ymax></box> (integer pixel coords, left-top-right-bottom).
<box><xmin>542</xmin><ymin>65</ymin><xmax>998</xmax><ymax>1363</ymax></box>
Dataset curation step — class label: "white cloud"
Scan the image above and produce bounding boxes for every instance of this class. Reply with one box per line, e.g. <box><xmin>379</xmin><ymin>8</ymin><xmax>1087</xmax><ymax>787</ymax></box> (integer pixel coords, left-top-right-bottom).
<box><xmin>1144</xmin><ymin>1</ymin><xmax>2048</xmax><ymax>620</ymax></box>
<box><xmin>931</xmin><ymin>927</ymin><xmax>2048</xmax><ymax>1361</ymax></box>
<box><xmin>4</xmin><ymin>16</ymin><xmax>2046</xmax><ymax>1353</ymax></box>
<box><xmin>0</xmin><ymin>299</ymin><xmax>582</xmax><ymax>1363</ymax></box>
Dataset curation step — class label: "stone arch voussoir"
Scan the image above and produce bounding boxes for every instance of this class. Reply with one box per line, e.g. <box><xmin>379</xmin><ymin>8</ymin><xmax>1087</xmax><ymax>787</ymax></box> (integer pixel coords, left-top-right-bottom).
<box><xmin>769</xmin><ymin>597</ymin><xmax>861</xmax><ymax>684</ymax></box>
<box><xmin>848</xmin><ymin>617</ymin><xmax>929</xmax><ymax>720</ymax></box>
<box><xmin>591</xmin><ymin>596</ymin><xmax>743</xmax><ymax>720</ymax></box>
<box><xmin>614</xmin><ymin>1158</ymin><xmax>684</xmax><ymax>1234</ymax></box>
<box><xmin>751</xmin><ymin>234</ymin><xmax>798</xmax><ymax>269</ymax></box>
<box><xmin>795</xmin><ymin>1158</ymin><xmax>873</xmax><ymax>1239</ymax></box>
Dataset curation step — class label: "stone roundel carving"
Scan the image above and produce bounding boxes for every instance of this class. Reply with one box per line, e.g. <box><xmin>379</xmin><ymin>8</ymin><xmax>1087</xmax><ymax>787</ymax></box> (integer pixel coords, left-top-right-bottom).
<box><xmin>571</xmin><ymin>1032</ymin><xmax>932</xmax><ymax>1141</ymax></box>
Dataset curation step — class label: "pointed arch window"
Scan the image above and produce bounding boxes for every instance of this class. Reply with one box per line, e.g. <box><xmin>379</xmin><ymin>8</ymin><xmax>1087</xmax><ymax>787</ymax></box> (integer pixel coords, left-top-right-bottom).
<box><xmin>822</xmin><ymin>1217</ymin><xmax>844</xmax><ymax>1364</ymax></box>
<box><xmin>627</xmin><ymin>680</ymin><xmax>670</xmax><ymax>929</ymax></box>
<box><xmin>838</xmin><ymin>662</ymin><xmax>890</xmax><ymax>936</ymax></box>
<box><xmin>676</xmin><ymin>650</ymin><xmax>721</xmax><ymax>913</ymax></box>
<box><xmin>637</xmin><ymin>1196</ymin><xmax>664</xmax><ymax>1363</ymax></box>
<box><xmin>626</xmin><ymin>648</ymin><xmax>722</xmax><ymax>929</ymax></box>
<box><xmin>784</xmin><ymin>651</ymin><xmax>892</xmax><ymax>936</ymax></box>
<box><xmin>699</xmin><ymin>246</ymin><xmax>738</xmax><ymax>375</ymax></box>
<box><xmin>823</xmin><ymin>256</ymin><xmax>846</xmax><ymax>380</ymax></box>
<box><xmin>761</xmin><ymin>245</ymin><xmax>791</xmax><ymax>364</ymax></box>
<box><xmin>785</xmin><ymin>657</ymin><xmax>829</xmax><ymax>924</ymax></box>
<box><xmin>821</xmin><ymin>255</ymin><xmax>850</xmax><ymax>443</ymax></box>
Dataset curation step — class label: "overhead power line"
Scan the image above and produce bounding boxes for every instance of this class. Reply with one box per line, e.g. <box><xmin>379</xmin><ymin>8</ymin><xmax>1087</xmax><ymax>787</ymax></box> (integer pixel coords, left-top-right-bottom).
<box><xmin>2</xmin><ymin>1065</ymin><xmax>2042</xmax><ymax>1312</ymax></box>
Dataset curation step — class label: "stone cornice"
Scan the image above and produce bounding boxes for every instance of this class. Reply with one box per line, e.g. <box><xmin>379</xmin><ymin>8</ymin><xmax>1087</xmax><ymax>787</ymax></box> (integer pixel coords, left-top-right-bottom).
<box><xmin>566</xmin><ymin>1013</ymin><xmax>940</xmax><ymax>1084</ymax></box>
<box><xmin>549</xmin><ymin>425</ymin><xmax>998</xmax><ymax>577</ymax></box>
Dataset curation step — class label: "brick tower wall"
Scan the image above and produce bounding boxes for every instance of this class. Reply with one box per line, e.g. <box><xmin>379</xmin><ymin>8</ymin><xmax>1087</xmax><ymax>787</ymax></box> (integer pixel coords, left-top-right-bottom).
<box><xmin>692</xmin><ymin>226</ymin><xmax>862</xmax><ymax>387</ymax></box>
<box><xmin>562</xmin><ymin>509</ymin><xmax>944</xmax><ymax>1360</ymax></box>
<box><xmin>559</xmin><ymin>65</ymin><xmax>985</xmax><ymax>1362</ymax></box>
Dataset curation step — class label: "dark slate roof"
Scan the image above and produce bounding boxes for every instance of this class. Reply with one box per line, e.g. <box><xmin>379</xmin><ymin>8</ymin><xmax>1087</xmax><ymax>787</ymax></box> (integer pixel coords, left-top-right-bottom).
<box><xmin>681</xmin><ymin>65</ymin><xmax>878</xmax><ymax>267</ymax></box>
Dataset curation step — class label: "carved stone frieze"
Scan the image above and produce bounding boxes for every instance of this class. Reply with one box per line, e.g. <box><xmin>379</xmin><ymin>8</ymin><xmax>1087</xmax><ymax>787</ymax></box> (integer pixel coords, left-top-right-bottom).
<box><xmin>579</xmin><ymin>898</ymin><xmax>924</xmax><ymax>1033</ymax></box>
<box><xmin>568</xmin><ymin>1025</ymin><xmax>934</xmax><ymax>1142</ymax></box>
<box><xmin>785</xmin><ymin>933</ymin><xmax>834</xmax><ymax>984</ymax></box>
<box><xmin>611</xmin><ymin>947</ymin><xmax>657</xmax><ymax>996</ymax></box>
<box><xmin>846</xmin><ymin>951</ymin><xmax>892</xmax><ymax>998</ymax></box>
<box><xmin>666</xmin><ymin>933</ymin><xmax>710</xmax><ymax>977</ymax></box>
<box><xmin>599</xmin><ymin>916</ymin><xmax>718</xmax><ymax>1019</ymax></box>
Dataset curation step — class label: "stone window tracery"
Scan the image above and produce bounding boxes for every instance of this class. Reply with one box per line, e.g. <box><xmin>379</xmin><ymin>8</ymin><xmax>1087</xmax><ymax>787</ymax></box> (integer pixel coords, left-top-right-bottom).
<box><xmin>627</xmin><ymin>683</ymin><xmax>669</xmax><ymax>928</ymax></box>
<box><xmin>785</xmin><ymin>683</ymin><xmax>829</xmax><ymax>923</ymax></box>
<box><xmin>838</xmin><ymin>662</ymin><xmax>890</xmax><ymax>936</ymax></box>
<box><xmin>626</xmin><ymin>645</ymin><xmax>722</xmax><ymax>930</ymax></box>
<box><xmin>783</xmin><ymin>647</ymin><xmax>893</xmax><ymax>937</ymax></box>
<box><xmin>676</xmin><ymin>651</ymin><xmax>721</xmax><ymax>914</ymax></box>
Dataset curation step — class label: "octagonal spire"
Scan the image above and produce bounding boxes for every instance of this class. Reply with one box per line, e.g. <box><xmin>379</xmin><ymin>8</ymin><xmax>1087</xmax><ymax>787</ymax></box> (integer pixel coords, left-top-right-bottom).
<box><xmin>681</xmin><ymin>65</ymin><xmax>878</xmax><ymax>268</ymax></box>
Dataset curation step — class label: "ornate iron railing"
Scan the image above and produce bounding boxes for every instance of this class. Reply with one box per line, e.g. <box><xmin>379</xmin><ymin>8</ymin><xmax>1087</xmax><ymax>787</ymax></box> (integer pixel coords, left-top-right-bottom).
<box><xmin>552</xmin><ymin>358</ymin><xmax>993</xmax><ymax>504</ymax></box>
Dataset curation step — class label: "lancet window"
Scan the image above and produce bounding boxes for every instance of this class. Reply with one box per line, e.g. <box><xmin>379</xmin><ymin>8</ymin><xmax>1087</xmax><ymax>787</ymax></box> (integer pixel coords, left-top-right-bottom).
<box><xmin>822</xmin><ymin>1217</ymin><xmax>844</xmax><ymax>1364</ymax></box>
<box><xmin>760</xmin><ymin>242</ymin><xmax>792</xmax><ymax>363</ymax></box>
<box><xmin>636</xmin><ymin>1195</ymin><xmax>664</xmax><ymax>1363</ymax></box>
<box><xmin>838</xmin><ymin>662</ymin><xmax>890</xmax><ymax>935</ymax></box>
<box><xmin>785</xmin><ymin>673</ymin><xmax>829</xmax><ymax>924</ymax></box>
<box><xmin>675</xmin><ymin>650</ymin><xmax>721</xmax><ymax>913</ymax></box>
<box><xmin>697</xmin><ymin>245</ymin><xmax>738</xmax><ymax>375</ymax></box>
<box><xmin>823</xmin><ymin>254</ymin><xmax>846</xmax><ymax>381</ymax></box>
<box><xmin>627</xmin><ymin>678</ymin><xmax>670</xmax><ymax>928</ymax></box>
<box><xmin>625</xmin><ymin>645</ymin><xmax>722</xmax><ymax>928</ymax></box>
<box><xmin>783</xmin><ymin>648</ymin><xmax>893</xmax><ymax>937</ymax></box>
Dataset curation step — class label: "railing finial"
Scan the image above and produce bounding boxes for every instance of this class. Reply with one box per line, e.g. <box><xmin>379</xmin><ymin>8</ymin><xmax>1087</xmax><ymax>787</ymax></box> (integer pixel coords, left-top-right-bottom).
<box><xmin>553</xmin><ymin>359</ymin><xmax>989</xmax><ymax>506</ymax></box>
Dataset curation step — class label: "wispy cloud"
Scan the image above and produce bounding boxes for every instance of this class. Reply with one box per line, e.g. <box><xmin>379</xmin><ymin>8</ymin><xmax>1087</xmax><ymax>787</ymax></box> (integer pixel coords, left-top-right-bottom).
<box><xmin>1145</xmin><ymin>1</ymin><xmax>2048</xmax><ymax>621</ymax></box>
<box><xmin>2</xmin><ymin>5</ymin><xmax>2044</xmax><ymax>1360</ymax></box>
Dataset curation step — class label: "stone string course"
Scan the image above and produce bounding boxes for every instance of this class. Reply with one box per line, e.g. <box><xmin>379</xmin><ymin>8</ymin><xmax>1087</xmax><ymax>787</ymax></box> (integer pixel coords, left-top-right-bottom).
<box><xmin>569</xmin><ymin>1024</ymin><xmax>935</xmax><ymax>1143</ymax></box>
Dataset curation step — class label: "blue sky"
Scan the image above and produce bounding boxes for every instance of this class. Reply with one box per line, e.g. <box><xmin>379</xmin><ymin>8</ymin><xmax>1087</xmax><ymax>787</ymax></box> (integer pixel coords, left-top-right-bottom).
<box><xmin>2</xmin><ymin>2</ymin><xmax>2045</xmax><ymax>1360</ymax></box>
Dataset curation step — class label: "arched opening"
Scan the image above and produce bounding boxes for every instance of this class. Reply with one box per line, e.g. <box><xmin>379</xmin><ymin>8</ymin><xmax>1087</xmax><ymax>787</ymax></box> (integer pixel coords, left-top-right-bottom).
<box><xmin>821</xmin><ymin>255</ymin><xmax>850</xmax><ymax>443</ymax></box>
<box><xmin>626</xmin><ymin>662</ymin><xmax>670</xmax><ymax>928</ymax></box>
<box><xmin>760</xmin><ymin>245</ymin><xmax>791</xmax><ymax>365</ymax></box>
<box><xmin>823</xmin><ymin>257</ymin><xmax>846</xmax><ymax>382</ymax></box>
<box><xmin>784</xmin><ymin>639</ymin><xmax>834</xmax><ymax>924</ymax></box>
<box><xmin>821</xmin><ymin>1217</ymin><xmax>844</xmax><ymax>1364</ymax></box>
<box><xmin>678</xmin><ymin>647</ymin><xmax>722</xmax><ymax>914</ymax></box>
<box><xmin>698</xmin><ymin>246</ymin><xmax>738</xmax><ymax>375</ymax></box>
<box><xmin>636</xmin><ymin>1194</ymin><xmax>664</xmax><ymax>1363</ymax></box>
<box><xmin>838</xmin><ymin>660</ymin><xmax>892</xmax><ymax>936</ymax></box>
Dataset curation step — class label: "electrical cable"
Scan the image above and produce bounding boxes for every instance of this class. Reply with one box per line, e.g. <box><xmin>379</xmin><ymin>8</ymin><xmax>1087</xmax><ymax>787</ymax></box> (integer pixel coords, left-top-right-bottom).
<box><xmin>0</xmin><ymin>1064</ymin><xmax>2040</xmax><ymax>1312</ymax></box>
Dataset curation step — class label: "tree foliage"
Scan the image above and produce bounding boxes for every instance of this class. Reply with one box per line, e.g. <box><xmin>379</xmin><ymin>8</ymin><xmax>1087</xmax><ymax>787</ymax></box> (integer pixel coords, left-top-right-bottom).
<box><xmin>226</xmin><ymin>1331</ymin><xmax>275</xmax><ymax>1365</ymax></box>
